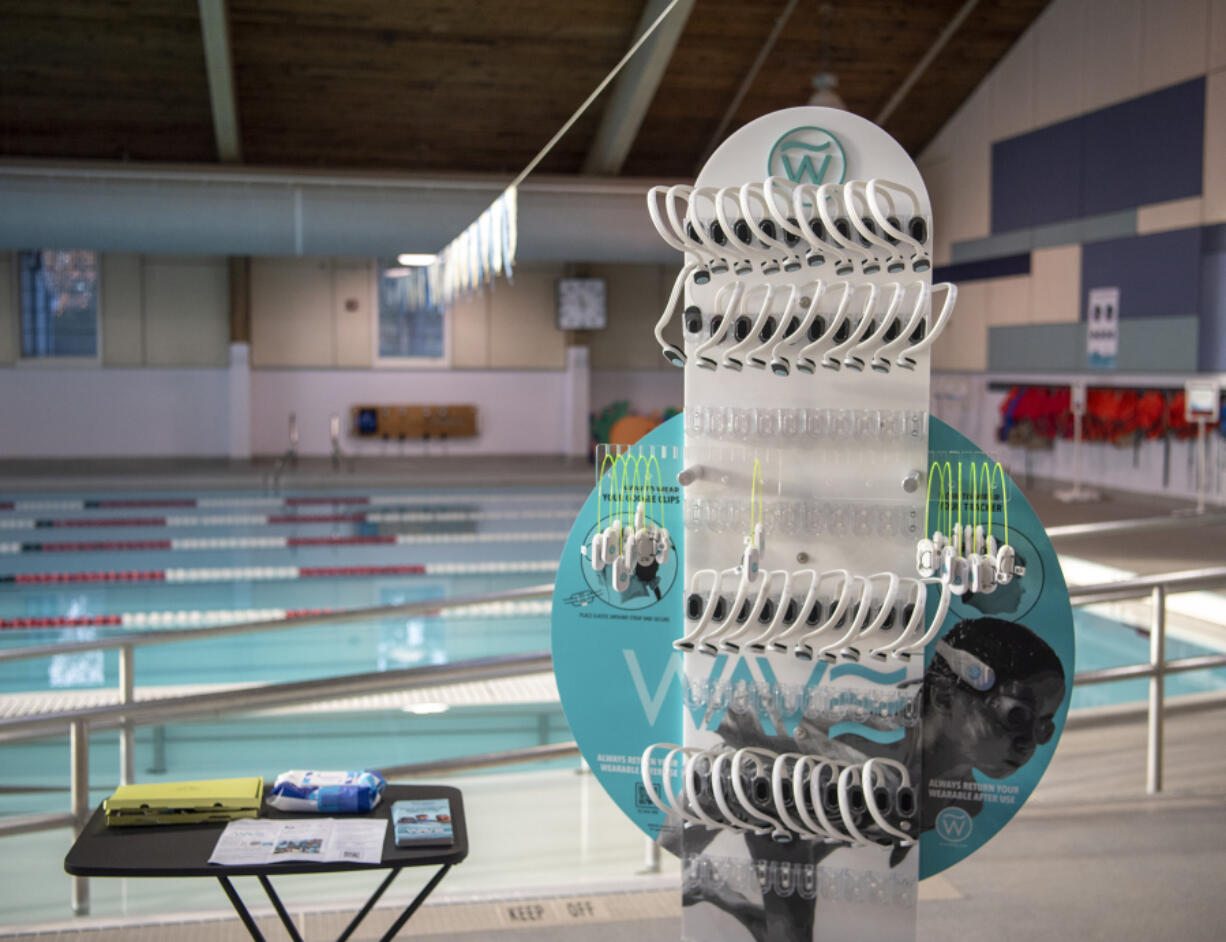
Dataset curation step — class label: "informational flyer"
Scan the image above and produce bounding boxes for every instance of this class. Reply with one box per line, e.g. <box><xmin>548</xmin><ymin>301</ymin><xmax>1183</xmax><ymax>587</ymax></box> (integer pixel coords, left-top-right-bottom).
<box><xmin>208</xmin><ymin>818</ymin><xmax>387</xmax><ymax>866</ymax></box>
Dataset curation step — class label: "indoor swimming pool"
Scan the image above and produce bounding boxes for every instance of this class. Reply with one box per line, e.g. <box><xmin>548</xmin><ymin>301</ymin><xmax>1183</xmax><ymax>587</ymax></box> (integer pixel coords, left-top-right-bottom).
<box><xmin>1</xmin><ymin>482</ymin><xmax>1225</xmax><ymax>929</ymax></box>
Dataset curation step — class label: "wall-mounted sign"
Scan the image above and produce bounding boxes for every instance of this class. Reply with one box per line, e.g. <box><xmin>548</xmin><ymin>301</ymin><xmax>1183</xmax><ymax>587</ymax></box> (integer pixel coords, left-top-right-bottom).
<box><xmin>1086</xmin><ymin>286</ymin><xmax>1119</xmax><ymax>369</ymax></box>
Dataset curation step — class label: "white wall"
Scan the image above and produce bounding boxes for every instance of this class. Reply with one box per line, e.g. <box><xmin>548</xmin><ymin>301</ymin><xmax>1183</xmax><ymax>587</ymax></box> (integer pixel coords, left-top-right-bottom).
<box><xmin>250</xmin><ymin>369</ymin><xmax>570</xmax><ymax>456</ymax></box>
<box><xmin>0</xmin><ymin>367</ymin><xmax>230</xmax><ymax>457</ymax></box>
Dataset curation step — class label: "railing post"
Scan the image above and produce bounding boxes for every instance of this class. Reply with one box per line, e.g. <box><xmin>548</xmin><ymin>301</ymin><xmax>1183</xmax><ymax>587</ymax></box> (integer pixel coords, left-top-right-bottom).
<box><xmin>119</xmin><ymin>643</ymin><xmax>135</xmax><ymax>786</ymax></box>
<box><xmin>1147</xmin><ymin>585</ymin><xmax>1166</xmax><ymax>795</ymax></box>
<box><xmin>643</xmin><ymin>835</ymin><xmax>662</xmax><ymax>874</ymax></box>
<box><xmin>70</xmin><ymin>720</ymin><xmax>90</xmax><ymax>915</ymax></box>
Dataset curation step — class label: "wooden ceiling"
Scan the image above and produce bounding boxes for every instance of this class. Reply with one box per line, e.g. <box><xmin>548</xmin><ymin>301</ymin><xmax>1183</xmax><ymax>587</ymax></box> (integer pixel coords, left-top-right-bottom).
<box><xmin>0</xmin><ymin>0</ymin><xmax>1050</xmax><ymax>178</ymax></box>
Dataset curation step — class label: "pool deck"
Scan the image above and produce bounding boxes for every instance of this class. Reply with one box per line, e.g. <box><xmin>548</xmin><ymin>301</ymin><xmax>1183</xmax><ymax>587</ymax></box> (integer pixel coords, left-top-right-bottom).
<box><xmin>1</xmin><ymin>461</ymin><xmax>1223</xmax><ymax>939</ymax></box>
<box><xmin>3</xmin><ymin>699</ymin><xmax>1223</xmax><ymax>941</ymax></box>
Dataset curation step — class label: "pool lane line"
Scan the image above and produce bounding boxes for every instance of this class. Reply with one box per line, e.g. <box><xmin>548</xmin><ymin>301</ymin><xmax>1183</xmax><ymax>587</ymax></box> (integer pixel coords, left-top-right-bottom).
<box><xmin>0</xmin><ymin>559</ymin><xmax>559</xmax><ymax>585</ymax></box>
<box><xmin>0</xmin><ymin>492</ymin><xmax>587</xmax><ymax>513</ymax></box>
<box><xmin>0</xmin><ymin>507</ymin><xmax>582</xmax><ymax>530</ymax></box>
<box><xmin>0</xmin><ymin>531</ymin><xmax>570</xmax><ymax>555</ymax></box>
<box><xmin>0</xmin><ymin>598</ymin><xmax>554</xmax><ymax>631</ymax></box>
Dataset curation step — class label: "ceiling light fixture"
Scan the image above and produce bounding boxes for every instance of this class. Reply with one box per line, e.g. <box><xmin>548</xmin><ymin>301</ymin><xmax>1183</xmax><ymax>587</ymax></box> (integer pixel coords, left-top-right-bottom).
<box><xmin>396</xmin><ymin>253</ymin><xmax>437</xmax><ymax>267</ymax></box>
<box><xmin>808</xmin><ymin>71</ymin><xmax>846</xmax><ymax>110</ymax></box>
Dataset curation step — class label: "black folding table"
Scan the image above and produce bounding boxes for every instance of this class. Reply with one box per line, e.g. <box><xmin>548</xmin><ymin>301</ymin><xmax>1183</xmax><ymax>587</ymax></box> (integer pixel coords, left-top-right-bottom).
<box><xmin>64</xmin><ymin>783</ymin><xmax>467</xmax><ymax>942</ymax></box>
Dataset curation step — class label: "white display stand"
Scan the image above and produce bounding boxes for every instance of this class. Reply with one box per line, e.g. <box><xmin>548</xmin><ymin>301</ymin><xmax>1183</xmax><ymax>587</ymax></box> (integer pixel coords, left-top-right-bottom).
<box><xmin>664</xmin><ymin>108</ymin><xmax>938</xmax><ymax>941</ymax></box>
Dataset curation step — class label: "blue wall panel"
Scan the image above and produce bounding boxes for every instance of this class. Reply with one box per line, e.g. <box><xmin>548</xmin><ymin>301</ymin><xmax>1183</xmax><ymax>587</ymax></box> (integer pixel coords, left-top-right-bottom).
<box><xmin>933</xmin><ymin>253</ymin><xmax>1031</xmax><ymax>284</ymax></box>
<box><xmin>991</xmin><ymin>78</ymin><xmax>1205</xmax><ymax>233</ymax></box>
<box><xmin>991</xmin><ymin>119</ymin><xmax>1082</xmax><ymax>233</ymax></box>
<box><xmin>1080</xmin><ymin>228</ymin><xmax>1203</xmax><ymax>320</ymax></box>
<box><xmin>1081</xmin><ymin>79</ymin><xmax>1204</xmax><ymax>216</ymax></box>
<box><xmin>1200</xmin><ymin>224</ymin><xmax>1226</xmax><ymax>371</ymax></box>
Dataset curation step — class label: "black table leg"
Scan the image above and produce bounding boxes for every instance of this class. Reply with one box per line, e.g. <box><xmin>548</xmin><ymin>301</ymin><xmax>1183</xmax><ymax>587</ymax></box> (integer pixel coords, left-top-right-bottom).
<box><xmin>257</xmin><ymin>874</ymin><xmax>305</xmax><ymax>942</ymax></box>
<box><xmin>217</xmin><ymin>875</ymin><xmax>267</xmax><ymax>942</ymax></box>
<box><xmin>377</xmin><ymin>863</ymin><xmax>451</xmax><ymax>942</ymax></box>
<box><xmin>336</xmin><ymin>866</ymin><xmax>402</xmax><ymax>942</ymax></box>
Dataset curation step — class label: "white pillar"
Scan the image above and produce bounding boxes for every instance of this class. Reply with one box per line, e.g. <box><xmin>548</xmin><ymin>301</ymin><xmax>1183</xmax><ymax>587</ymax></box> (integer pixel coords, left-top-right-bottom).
<box><xmin>227</xmin><ymin>341</ymin><xmax>252</xmax><ymax>461</ymax></box>
<box><xmin>561</xmin><ymin>345</ymin><xmax>591</xmax><ymax>458</ymax></box>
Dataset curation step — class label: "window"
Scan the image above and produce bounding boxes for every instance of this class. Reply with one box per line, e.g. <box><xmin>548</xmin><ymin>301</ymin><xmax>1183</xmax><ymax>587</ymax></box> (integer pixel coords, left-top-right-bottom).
<box><xmin>376</xmin><ymin>258</ymin><xmax>445</xmax><ymax>362</ymax></box>
<box><xmin>18</xmin><ymin>250</ymin><xmax>100</xmax><ymax>359</ymax></box>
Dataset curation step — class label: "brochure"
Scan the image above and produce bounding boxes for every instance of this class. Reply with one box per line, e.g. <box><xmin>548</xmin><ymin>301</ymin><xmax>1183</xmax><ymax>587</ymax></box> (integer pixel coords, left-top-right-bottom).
<box><xmin>208</xmin><ymin>817</ymin><xmax>387</xmax><ymax>866</ymax></box>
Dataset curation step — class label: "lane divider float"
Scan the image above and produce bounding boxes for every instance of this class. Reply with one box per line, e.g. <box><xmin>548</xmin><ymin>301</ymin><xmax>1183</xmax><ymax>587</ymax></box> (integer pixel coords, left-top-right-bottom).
<box><xmin>0</xmin><ymin>531</ymin><xmax>569</xmax><ymax>555</ymax></box>
<box><xmin>1</xmin><ymin>560</ymin><xmax>559</xmax><ymax>586</ymax></box>
<box><xmin>0</xmin><ymin>507</ymin><xmax>580</xmax><ymax>530</ymax></box>
<box><xmin>0</xmin><ymin>598</ymin><xmax>553</xmax><ymax>631</ymax></box>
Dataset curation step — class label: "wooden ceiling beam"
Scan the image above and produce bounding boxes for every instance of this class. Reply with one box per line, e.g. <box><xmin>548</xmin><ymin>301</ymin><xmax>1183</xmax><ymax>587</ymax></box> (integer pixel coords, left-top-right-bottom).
<box><xmin>197</xmin><ymin>0</ymin><xmax>243</xmax><ymax>162</ymax></box>
<box><xmin>581</xmin><ymin>0</ymin><xmax>696</xmax><ymax>176</ymax></box>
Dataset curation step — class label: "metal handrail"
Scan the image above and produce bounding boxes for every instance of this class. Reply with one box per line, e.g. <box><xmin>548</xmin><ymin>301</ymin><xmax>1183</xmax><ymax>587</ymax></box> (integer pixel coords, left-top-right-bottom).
<box><xmin>0</xmin><ymin>651</ymin><xmax>554</xmax><ymax>742</ymax></box>
<box><xmin>4</xmin><ymin>556</ymin><xmax>1226</xmax><ymax>917</ymax></box>
<box><xmin>1048</xmin><ymin>512</ymin><xmax>1226</xmax><ymax>541</ymax></box>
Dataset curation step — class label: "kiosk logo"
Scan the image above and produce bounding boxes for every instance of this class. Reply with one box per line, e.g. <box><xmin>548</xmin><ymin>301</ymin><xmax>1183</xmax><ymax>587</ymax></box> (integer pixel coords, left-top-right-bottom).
<box><xmin>768</xmin><ymin>127</ymin><xmax>847</xmax><ymax>185</ymax></box>
<box><xmin>935</xmin><ymin>807</ymin><xmax>973</xmax><ymax>843</ymax></box>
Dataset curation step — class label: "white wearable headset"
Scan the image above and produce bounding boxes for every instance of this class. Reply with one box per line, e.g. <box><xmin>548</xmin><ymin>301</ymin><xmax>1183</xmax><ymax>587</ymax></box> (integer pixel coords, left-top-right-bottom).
<box><xmin>733</xmin><ymin>567</ymin><xmax>797</xmax><ymax>652</ymax></box>
<box><xmin>740</xmin><ymin>283</ymin><xmax>800</xmax><ymax>371</ymax></box>
<box><xmin>767</xmin><ymin>279</ymin><xmax>826</xmax><ymax>377</ymax></box>
<box><xmin>868</xmin><ymin>577</ymin><xmax>928</xmax><ymax>660</ymax></box>
<box><xmin>844</xmin><ymin>571</ymin><xmax>902</xmax><ymax>660</ymax></box>
<box><xmin>730</xmin><ymin>747</ymin><xmax>792</xmax><ymax>843</ymax></box>
<box><xmin>740</xmin><ymin>181</ymin><xmax>802</xmax><ymax>273</ymax></box>
<box><xmin>710</xmin><ymin>750</ymin><xmax>768</xmax><ymax>835</ymax></box>
<box><xmin>862</xmin><ymin>757</ymin><xmax>917</xmax><ymax>844</ymax></box>
<box><xmin>641</xmin><ymin>743</ymin><xmax>688</xmax><ymax>818</ymax></box>
<box><xmin>686</xmin><ymin>186</ymin><xmax>735</xmax><ymax>279</ymax></box>
<box><xmin>865</xmin><ymin>179</ymin><xmax>931</xmax><ymax>273</ymax></box>
<box><xmin>848</xmin><ymin>281</ymin><xmax>904</xmax><ymax>372</ymax></box>
<box><xmin>713</xmin><ymin>187</ymin><xmax>764</xmax><ymax>277</ymax></box>
<box><xmin>843</xmin><ymin>181</ymin><xmax>895</xmax><ymax>276</ymax></box>
<box><xmin>787</xmin><ymin>755</ymin><xmax>840</xmax><ymax>841</ymax></box>
<box><xmin>897</xmin><ymin>282</ymin><xmax>957</xmax><ymax>369</ymax></box>
<box><xmin>696</xmin><ymin>562</ymin><xmax>760</xmax><ymax>652</ymax></box>
<box><xmin>809</xmin><ymin>758</ymin><xmax>856</xmax><ymax>844</ymax></box>
<box><xmin>716</xmin><ymin>567</ymin><xmax>787</xmax><ymax>652</ymax></box>
<box><xmin>790</xmin><ymin>569</ymin><xmax>857</xmax><ymax>660</ymax></box>
<box><xmin>790</xmin><ymin>183</ymin><xmax>845</xmax><ymax>274</ymax></box>
<box><xmin>767</xmin><ymin>568</ymin><xmax>837</xmax><ymax>652</ymax></box>
<box><xmin>871</xmin><ymin>280</ymin><xmax>931</xmax><ymax>372</ymax></box>
<box><xmin>794</xmin><ymin>280</ymin><xmax>855</xmax><ymax>374</ymax></box>
<box><xmin>684</xmin><ymin>748</ymin><xmax>735</xmax><ymax>830</ymax></box>
<box><xmin>648</xmin><ymin>186</ymin><xmax>712</xmax><ymax>285</ymax></box>
<box><xmin>814</xmin><ymin>182</ymin><xmax>876</xmax><ymax>276</ymax></box>
<box><xmin>741</xmin><ymin>567</ymin><xmax>818</xmax><ymax>653</ymax></box>
<box><xmin>821</xmin><ymin>282</ymin><xmax>880</xmax><ymax>371</ymax></box>
<box><xmin>692</xmin><ymin>281</ymin><xmax>743</xmax><ymax>370</ymax></box>
<box><xmin>653</xmin><ymin>262</ymin><xmax>700</xmax><ymax>368</ymax></box>
<box><xmin>889</xmin><ymin>577</ymin><xmax>953</xmax><ymax>660</ymax></box>
<box><xmin>765</xmin><ymin>175</ymin><xmax>833</xmax><ymax>272</ymax></box>
<box><xmin>772</xmin><ymin>753</ymin><xmax>822</xmax><ymax>840</ymax></box>
<box><xmin>836</xmin><ymin>765</ymin><xmax>877</xmax><ymax>847</ymax></box>
<box><xmin>811</xmin><ymin>575</ymin><xmax>874</xmax><ymax>661</ymax></box>
<box><xmin>675</xmin><ymin>567</ymin><xmax>738</xmax><ymax>651</ymax></box>
<box><xmin>721</xmin><ymin>283</ymin><xmax>778</xmax><ymax>370</ymax></box>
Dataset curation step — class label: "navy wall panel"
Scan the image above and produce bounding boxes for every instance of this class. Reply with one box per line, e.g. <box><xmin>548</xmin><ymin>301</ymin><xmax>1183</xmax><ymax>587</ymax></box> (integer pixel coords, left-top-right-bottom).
<box><xmin>933</xmin><ymin>253</ymin><xmax>1031</xmax><ymax>284</ymax></box>
<box><xmin>1081</xmin><ymin>79</ymin><xmax>1204</xmax><ymax>216</ymax></box>
<box><xmin>1080</xmin><ymin>228</ymin><xmax>1203</xmax><ymax>320</ymax></box>
<box><xmin>991</xmin><ymin>78</ymin><xmax>1205</xmax><ymax>233</ymax></box>
<box><xmin>1200</xmin><ymin>225</ymin><xmax>1226</xmax><ymax>371</ymax></box>
<box><xmin>991</xmin><ymin>119</ymin><xmax>1082</xmax><ymax>233</ymax></box>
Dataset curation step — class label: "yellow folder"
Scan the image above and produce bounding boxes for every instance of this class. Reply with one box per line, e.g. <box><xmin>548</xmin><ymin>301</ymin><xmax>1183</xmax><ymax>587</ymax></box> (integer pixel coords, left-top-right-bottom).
<box><xmin>104</xmin><ymin>777</ymin><xmax>264</xmax><ymax>827</ymax></box>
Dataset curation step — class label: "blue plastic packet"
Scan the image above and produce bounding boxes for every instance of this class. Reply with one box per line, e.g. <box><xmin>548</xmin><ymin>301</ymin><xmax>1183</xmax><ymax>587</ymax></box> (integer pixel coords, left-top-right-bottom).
<box><xmin>266</xmin><ymin>770</ymin><xmax>386</xmax><ymax>813</ymax></box>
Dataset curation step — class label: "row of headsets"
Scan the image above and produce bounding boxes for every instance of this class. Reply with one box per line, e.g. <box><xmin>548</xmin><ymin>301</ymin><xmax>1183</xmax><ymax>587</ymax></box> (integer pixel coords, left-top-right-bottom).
<box><xmin>916</xmin><ymin>523</ymin><xmax>1021</xmax><ymax>595</ymax></box>
<box><xmin>676</xmin><ymin>562</ymin><xmax>951</xmax><ymax>662</ymax></box>
<box><xmin>681</xmin><ymin>677</ymin><xmax>921</xmax><ymax>727</ymax></box>
<box><xmin>655</xmin><ymin>274</ymin><xmax>956</xmax><ymax>374</ymax></box>
<box><xmin>583</xmin><ymin>502</ymin><xmax>671</xmax><ymax>592</ymax></box>
<box><xmin>648</xmin><ymin>178</ymin><xmax>931</xmax><ymax>283</ymax></box>
<box><xmin>684</xmin><ymin>852</ymin><xmax>918</xmax><ymax>905</ymax></box>
<box><xmin>686</xmin><ymin>405</ymin><xmax>926</xmax><ymax>444</ymax></box>
<box><xmin>642</xmin><ymin>743</ymin><xmax>916</xmax><ymax>847</ymax></box>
